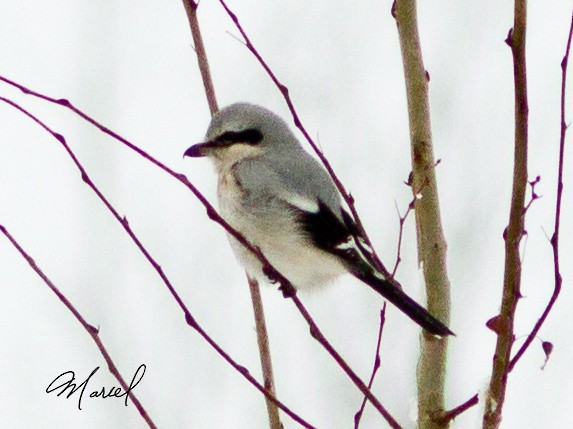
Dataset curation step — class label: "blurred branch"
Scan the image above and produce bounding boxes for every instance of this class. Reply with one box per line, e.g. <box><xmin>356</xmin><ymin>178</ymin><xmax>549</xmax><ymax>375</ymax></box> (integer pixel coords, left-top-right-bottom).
<box><xmin>181</xmin><ymin>0</ymin><xmax>218</xmax><ymax>114</ymax></box>
<box><xmin>0</xmin><ymin>225</ymin><xmax>158</xmax><ymax>429</ymax></box>
<box><xmin>354</xmin><ymin>304</ymin><xmax>387</xmax><ymax>429</ymax></box>
<box><xmin>393</xmin><ymin>1</ymin><xmax>451</xmax><ymax>428</ymax></box>
<box><xmin>508</xmin><ymin>10</ymin><xmax>573</xmax><ymax>372</ymax></box>
<box><xmin>483</xmin><ymin>1</ymin><xmax>529</xmax><ymax>428</ymax></box>
<box><xmin>0</xmin><ymin>94</ymin><xmax>313</xmax><ymax>429</ymax></box>
<box><xmin>247</xmin><ymin>275</ymin><xmax>282</xmax><ymax>429</ymax></box>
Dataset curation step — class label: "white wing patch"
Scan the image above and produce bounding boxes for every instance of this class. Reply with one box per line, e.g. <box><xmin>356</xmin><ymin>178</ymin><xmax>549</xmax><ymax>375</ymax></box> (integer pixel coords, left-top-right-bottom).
<box><xmin>335</xmin><ymin>233</ymin><xmax>386</xmax><ymax>280</ymax></box>
<box><xmin>335</xmin><ymin>234</ymin><xmax>359</xmax><ymax>251</ymax></box>
<box><xmin>283</xmin><ymin>193</ymin><xmax>320</xmax><ymax>213</ymax></box>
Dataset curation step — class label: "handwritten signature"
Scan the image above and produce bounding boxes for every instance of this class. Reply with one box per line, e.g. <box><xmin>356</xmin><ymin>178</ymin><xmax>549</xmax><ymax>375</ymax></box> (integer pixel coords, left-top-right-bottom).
<box><xmin>46</xmin><ymin>364</ymin><xmax>146</xmax><ymax>410</ymax></box>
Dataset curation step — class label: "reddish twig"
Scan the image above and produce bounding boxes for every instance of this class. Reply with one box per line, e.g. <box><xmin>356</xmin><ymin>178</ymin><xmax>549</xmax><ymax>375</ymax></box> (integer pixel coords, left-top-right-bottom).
<box><xmin>435</xmin><ymin>394</ymin><xmax>479</xmax><ymax>424</ymax></box>
<box><xmin>509</xmin><ymin>11</ymin><xmax>572</xmax><ymax>372</ymax></box>
<box><xmin>0</xmin><ymin>95</ymin><xmax>314</xmax><ymax>429</ymax></box>
<box><xmin>354</xmin><ymin>304</ymin><xmax>387</xmax><ymax>428</ymax></box>
<box><xmin>392</xmin><ymin>196</ymin><xmax>415</xmax><ymax>278</ymax></box>
<box><xmin>0</xmin><ymin>225</ymin><xmax>158</xmax><ymax>429</ymax></box>
<box><xmin>292</xmin><ymin>298</ymin><xmax>401</xmax><ymax>429</ymax></box>
<box><xmin>391</xmin><ymin>160</ymin><xmax>440</xmax><ymax>278</ymax></box>
<box><xmin>522</xmin><ymin>175</ymin><xmax>541</xmax><ymax>215</ymax></box>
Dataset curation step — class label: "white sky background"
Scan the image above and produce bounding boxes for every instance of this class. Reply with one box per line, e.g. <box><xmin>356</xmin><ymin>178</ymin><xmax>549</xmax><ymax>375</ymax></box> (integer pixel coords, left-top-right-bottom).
<box><xmin>1</xmin><ymin>1</ymin><xmax>572</xmax><ymax>428</ymax></box>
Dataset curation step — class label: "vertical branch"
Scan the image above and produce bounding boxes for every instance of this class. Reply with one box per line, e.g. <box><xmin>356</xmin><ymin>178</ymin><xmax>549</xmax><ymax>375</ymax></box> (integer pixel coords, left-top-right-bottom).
<box><xmin>180</xmin><ymin>3</ymin><xmax>281</xmax><ymax>426</ymax></box>
<box><xmin>354</xmin><ymin>304</ymin><xmax>387</xmax><ymax>428</ymax></box>
<box><xmin>393</xmin><ymin>1</ymin><xmax>451</xmax><ymax>428</ymax></box>
<box><xmin>508</xmin><ymin>11</ymin><xmax>573</xmax><ymax>372</ymax></box>
<box><xmin>182</xmin><ymin>1</ymin><xmax>218</xmax><ymax>114</ymax></box>
<box><xmin>247</xmin><ymin>276</ymin><xmax>282</xmax><ymax>429</ymax></box>
<box><xmin>483</xmin><ymin>1</ymin><xmax>528</xmax><ymax>428</ymax></box>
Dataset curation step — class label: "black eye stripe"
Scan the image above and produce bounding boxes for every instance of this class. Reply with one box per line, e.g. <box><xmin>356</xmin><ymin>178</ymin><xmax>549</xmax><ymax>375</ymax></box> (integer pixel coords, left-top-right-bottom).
<box><xmin>215</xmin><ymin>128</ymin><xmax>263</xmax><ymax>145</ymax></box>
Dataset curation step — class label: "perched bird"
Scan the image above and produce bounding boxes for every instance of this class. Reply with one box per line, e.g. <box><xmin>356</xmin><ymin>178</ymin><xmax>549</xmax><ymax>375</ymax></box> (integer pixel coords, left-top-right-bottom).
<box><xmin>184</xmin><ymin>103</ymin><xmax>453</xmax><ymax>337</ymax></box>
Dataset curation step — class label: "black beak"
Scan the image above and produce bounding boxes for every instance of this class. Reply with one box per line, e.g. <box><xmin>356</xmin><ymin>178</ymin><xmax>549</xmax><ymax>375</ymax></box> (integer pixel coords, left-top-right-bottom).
<box><xmin>183</xmin><ymin>141</ymin><xmax>215</xmax><ymax>158</ymax></box>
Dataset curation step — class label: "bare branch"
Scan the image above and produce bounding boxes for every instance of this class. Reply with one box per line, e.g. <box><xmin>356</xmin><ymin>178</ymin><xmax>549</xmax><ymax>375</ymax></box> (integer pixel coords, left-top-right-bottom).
<box><xmin>483</xmin><ymin>1</ymin><xmax>529</xmax><ymax>427</ymax></box>
<box><xmin>508</xmin><ymin>10</ymin><xmax>573</xmax><ymax>372</ymax></box>
<box><xmin>354</xmin><ymin>304</ymin><xmax>387</xmax><ymax>428</ymax></box>
<box><xmin>392</xmin><ymin>162</ymin><xmax>438</xmax><ymax>278</ymax></box>
<box><xmin>291</xmin><ymin>298</ymin><xmax>402</xmax><ymax>429</ymax></box>
<box><xmin>0</xmin><ymin>225</ymin><xmax>158</xmax><ymax>429</ymax></box>
<box><xmin>522</xmin><ymin>175</ymin><xmax>541</xmax><ymax>215</ymax></box>
<box><xmin>393</xmin><ymin>1</ymin><xmax>452</xmax><ymax>427</ymax></box>
<box><xmin>247</xmin><ymin>275</ymin><xmax>282</xmax><ymax>429</ymax></box>
<box><xmin>391</xmin><ymin>193</ymin><xmax>416</xmax><ymax>278</ymax></box>
<box><xmin>181</xmin><ymin>0</ymin><xmax>218</xmax><ymax>114</ymax></box>
<box><xmin>435</xmin><ymin>394</ymin><xmax>479</xmax><ymax>425</ymax></box>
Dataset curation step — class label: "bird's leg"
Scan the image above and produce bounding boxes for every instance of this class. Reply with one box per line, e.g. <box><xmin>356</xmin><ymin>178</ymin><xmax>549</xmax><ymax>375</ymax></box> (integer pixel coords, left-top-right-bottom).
<box><xmin>278</xmin><ymin>282</ymin><xmax>296</xmax><ymax>298</ymax></box>
<box><xmin>261</xmin><ymin>263</ymin><xmax>297</xmax><ymax>298</ymax></box>
<box><xmin>262</xmin><ymin>263</ymin><xmax>280</xmax><ymax>284</ymax></box>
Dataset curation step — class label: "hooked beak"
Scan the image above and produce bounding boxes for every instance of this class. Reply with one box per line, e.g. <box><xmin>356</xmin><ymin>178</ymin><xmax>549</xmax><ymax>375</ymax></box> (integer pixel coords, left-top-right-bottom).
<box><xmin>183</xmin><ymin>141</ymin><xmax>216</xmax><ymax>158</ymax></box>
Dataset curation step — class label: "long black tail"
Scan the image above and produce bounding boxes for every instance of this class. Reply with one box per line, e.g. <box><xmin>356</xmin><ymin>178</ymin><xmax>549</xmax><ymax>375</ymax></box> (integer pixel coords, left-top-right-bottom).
<box><xmin>353</xmin><ymin>269</ymin><xmax>454</xmax><ymax>337</ymax></box>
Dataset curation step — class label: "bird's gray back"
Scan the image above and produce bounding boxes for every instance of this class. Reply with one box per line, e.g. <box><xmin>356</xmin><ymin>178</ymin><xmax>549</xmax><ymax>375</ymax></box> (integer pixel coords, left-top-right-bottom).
<box><xmin>236</xmin><ymin>147</ymin><xmax>341</xmax><ymax>218</ymax></box>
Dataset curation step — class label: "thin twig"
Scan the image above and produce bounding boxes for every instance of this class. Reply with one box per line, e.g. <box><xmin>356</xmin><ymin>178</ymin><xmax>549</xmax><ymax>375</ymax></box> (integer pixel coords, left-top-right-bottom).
<box><xmin>522</xmin><ymin>175</ymin><xmax>541</xmax><ymax>215</ymax></box>
<box><xmin>291</xmin><ymin>297</ymin><xmax>402</xmax><ymax>429</ymax></box>
<box><xmin>392</xmin><ymin>197</ymin><xmax>415</xmax><ymax>278</ymax></box>
<box><xmin>509</xmin><ymin>10</ymin><xmax>572</xmax><ymax>372</ymax></box>
<box><xmin>435</xmin><ymin>394</ymin><xmax>479</xmax><ymax>425</ymax></box>
<box><xmin>0</xmin><ymin>225</ymin><xmax>158</xmax><ymax>429</ymax></box>
<box><xmin>483</xmin><ymin>2</ymin><xmax>529</xmax><ymax>427</ymax></box>
<box><xmin>354</xmin><ymin>304</ymin><xmax>387</xmax><ymax>428</ymax></box>
<box><xmin>0</xmin><ymin>95</ymin><xmax>314</xmax><ymax>429</ymax></box>
<box><xmin>391</xmin><ymin>165</ymin><xmax>436</xmax><ymax>278</ymax></box>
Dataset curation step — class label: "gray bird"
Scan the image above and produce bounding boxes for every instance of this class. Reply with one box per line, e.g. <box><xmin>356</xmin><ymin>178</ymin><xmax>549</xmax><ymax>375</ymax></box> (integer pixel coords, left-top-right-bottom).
<box><xmin>184</xmin><ymin>103</ymin><xmax>453</xmax><ymax>337</ymax></box>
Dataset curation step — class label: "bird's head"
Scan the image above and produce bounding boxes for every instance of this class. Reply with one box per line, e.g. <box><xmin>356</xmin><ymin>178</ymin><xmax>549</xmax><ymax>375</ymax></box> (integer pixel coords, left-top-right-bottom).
<box><xmin>184</xmin><ymin>103</ymin><xmax>299</xmax><ymax>167</ymax></box>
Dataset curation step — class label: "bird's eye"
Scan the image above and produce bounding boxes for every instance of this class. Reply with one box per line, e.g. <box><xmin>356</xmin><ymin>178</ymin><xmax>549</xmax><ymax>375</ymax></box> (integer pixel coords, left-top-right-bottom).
<box><xmin>216</xmin><ymin>128</ymin><xmax>263</xmax><ymax>145</ymax></box>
